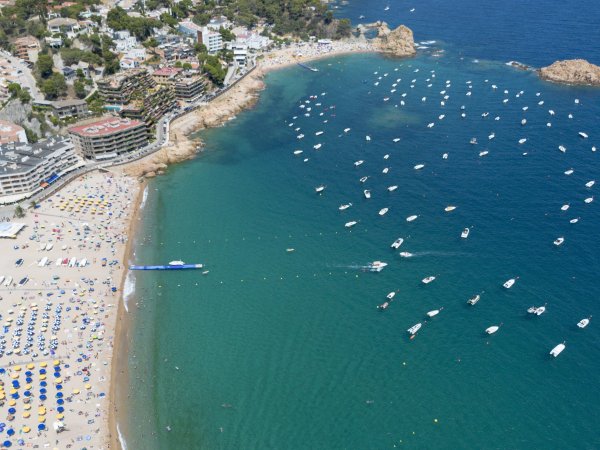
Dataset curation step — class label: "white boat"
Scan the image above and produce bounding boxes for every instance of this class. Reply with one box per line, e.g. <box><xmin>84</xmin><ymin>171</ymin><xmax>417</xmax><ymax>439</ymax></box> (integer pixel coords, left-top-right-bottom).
<box><xmin>315</xmin><ymin>185</ymin><xmax>326</xmax><ymax>193</ymax></box>
<box><xmin>488</xmin><ymin>133</ymin><xmax>495</xmax><ymax>140</ymax></box>
<box><xmin>364</xmin><ymin>190</ymin><xmax>371</xmax><ymax>199</ymax></box>
<box><xmin>558</xmin><ymin>145</ymin><xmax>566</xmax><ymax>153</ymax></box>
<box><xmin>414</xmin><ymin>164</ymin><xmax>425</xmax><ymax>170</ymax></box>
<box><xmin>442</xmin><ymin>153</ymin><xmax>448</xmax><ymax>159</ymax></box>
<box><xmin>422</xmin><ymin>276</ymin><xmax>436</xmax><ymax>284</ymax></box>
<box><xmin>479</xmin><ymin>150</ymin><xmax>489</xmax><ymax>157</ymax></box>
<box><xmin>407</xmin><ymin>323</ymin><xmax>422</xmax><ymax>335</ymax></box>
<box><xmin>485</xmin><ymin>324</ymin><xmax>501</xmax><ymax>334</ymax></box>
<box><xmin>570</xmin><ymin>218</ymin><xmax>579</xmax><ymax>224</ymax></box>
<box><xmin>315</xmin><ymin>131</ymin><xmax>324</xmax><ymax>136</ymax></box>
<box><xmin>313</xmin><ymin>143</ymin><xmax>322</xmax><ymax>150</ymax></box>
<box><xmin>377</xmin><ymin>301</ymin><xmax>390</xmax><ymax>310</ymax></box>
<box><xmin>579</xmin><ymin>131</ymin><xmax>589</xmax><ymax>139</ymax></box>
<box><xmin>379</xmin><ymin>208</ymin><xmax>389</xmax><ymax>216</ymax></box>
<box><xmin>286</xmin><ymin>248</ymin><xmax>295</xmax><ymax>253</ymax></box>
<box><xmin>553</xmin><ymin>237</ymin><xmax>564</xmax><ymax>246</ymax></box>
<box><xmin>393</xmin><ymin>138</ymin><xmax>401</xmax><ymax>142</ymax></box>
<box><xmin>339</xmin><ymin>203</ymin><xmax>352</xmax><ymax>211</ymax></box>
<box><xmin>503</xmin><ymin>278</ymin><xmax>516</xmax><ymax>289</ymax></box>
<box><xmin>293</xmin><ymin>150</ymin><xmax>303</xmax><ymax>155</ymax></box>
<box><xmin>561</xmin><ymin>204</ymin><xmax>570</xmax><ymax>211</ymax></box>
<box><xmin>387</xmin><ymin>185</ymin><xmax>398</xmax><ymax>192</ymax></box>
<box><xmin>365</xmin><ymin>135</ymin><xmax>371</xmax><ymax>141</ymax></box>
<box><xmin>427</xmin><ymin>123</ymin><xmax>435</xmax><ymax>128</ymax></box>
<box><xmin>297</xmin><ymin>134</ymin><xmax>304</xmax><ymax>139</ymax></box>
<box><xmin>345</xmin><ymin>221</ymin><xmax>357</xmax><ymax>228</ymax></box>
<box><xmin>406</xmin><ymin>215</ymin><xmax>418</xmax><ymax>223</ymax></box>
<box><xmin>564</xmin><ymin>169</ymin><xmax>574</xmax><ymax>175</ymax></box>
<box><xmin>382</xmin><ymin>167</ymin><xmax>389</xmax><ymax>174</ymax></box>
<box><xmin>518</xmin><ymin>138</ymin><xmax>527</xmax><ymax>144</ymax></box>
<box><xmin>354</xmin><ymin>160</ymin><xmax>364</xmax><ymax>167</ymax></box>
<box><xmin>467</xmin><ymin>294</ymin><xmax>480</xmax><ymax>305</ymax></box>
<box><xmin>521</xmin><ymin>119</ymin><xmax>527</xmax><ymax>125</ymax></box>
<box><xmin>445</xmin><ymin>205</ymin><xmax>457</xmax><ymax>212</ymax></box>
<box><xmin>344</xmin><ymin>128</ymin><xmax>351</xmax><ymax>133</ymax></box>
<box><xmin>549</xmin><ymin>342</ymin><xmax>566</xmax><ymax>357</ymax></box>
<box><xmin>585</xmin><ymin>197</ymin><xmax>594</xmax><ymax>204</ymax></box>
<box><xmin>391</xmin><ymin>238</ymin><xmax>404</xmax><ymax>249</ymax></box>
<box><xmin>399</xmin><ymin>252</ymin><xmax>413</xmax><ymax>258</ymax></box>
<box><xmin>386</xmin><ymin>291</ymin><xmax>396</xmax><ymax>300</ymax></box>
<box><xmin>383</xmin><ymin>154</ymin><xmax>390</xmax><ymax>160</ymax></box>
<box><xmin>528</xmin><ymin>303</ymin><xmax>546</xmax><ymax>315</ymax></box>
<box><xmin>585</xmin><ymin>180</ymin><xmax>595</xmax><ymax>188</ymax></box>
<box><xmin>427</xmin><ymin>308</ymin><xmax>443</xmax><ymax>317</ymax></box>
<box><xmin>577</xmin><ymin>316</ymin><xmax>591</xmax><ymax>328</ymax></box>
<box><xmin>470</xmin><ymin>137</ymin><xmax>478</xmax><ymax>145</ymax></box>
<box><xmin>360</xmin><ymin>176</ymin><xmax>368</xmax><ymax>183</ymax></box>
<box><xmin>368</xmin><ymin>261</ymin><xmax>388</xmax><ymax>272</ymax></box>
<box><xmin>461</xmin><ymin>227</ymin><xmax>470</xmax><ymax>239</ymax></box>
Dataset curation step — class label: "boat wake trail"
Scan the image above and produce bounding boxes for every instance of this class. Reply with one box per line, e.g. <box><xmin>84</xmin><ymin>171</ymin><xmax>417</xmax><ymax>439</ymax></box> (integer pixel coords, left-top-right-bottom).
<box><xmin>408</xmin><ymin>251</ymin><xmax>471</xmax><ymax>258</ymax></box>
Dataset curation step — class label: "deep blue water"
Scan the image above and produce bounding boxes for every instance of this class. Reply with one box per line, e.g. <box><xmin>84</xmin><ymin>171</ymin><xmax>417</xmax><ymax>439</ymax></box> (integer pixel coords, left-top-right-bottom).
<box><xmin>122</xmin><ymin>3</ymin><xmax>600</xmax><ymax>449</ymax></box>
<box><xmin>333</xmin><ymin>0</ymin><xmax>600</xmax><ymax>67</ymax></box>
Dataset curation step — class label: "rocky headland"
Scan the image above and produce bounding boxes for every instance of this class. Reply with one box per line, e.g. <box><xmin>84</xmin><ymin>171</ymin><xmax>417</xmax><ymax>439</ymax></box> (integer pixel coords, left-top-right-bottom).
<box><xmin>539</xmin><ymin>59</ymin><xmax>600</xmax><ymax>86</ymax></box>
<box><xmin>371</xmin><ymin>22</ymin><xmax>416</xmax><ymax>57</ymax></box>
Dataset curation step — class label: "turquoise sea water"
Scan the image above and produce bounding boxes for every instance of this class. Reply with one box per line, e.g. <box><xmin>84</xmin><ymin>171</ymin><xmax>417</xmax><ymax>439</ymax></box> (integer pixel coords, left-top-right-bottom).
<box><xmin>122</xmin><ymin>12</ymin><xmax>600</xmax><ymax>450</ymax></box>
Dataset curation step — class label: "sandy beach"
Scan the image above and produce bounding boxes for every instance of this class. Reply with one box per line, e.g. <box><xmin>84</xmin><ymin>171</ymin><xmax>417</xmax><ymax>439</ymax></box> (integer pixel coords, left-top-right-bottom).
<box><xmin>0</xmin><ymin>169</ymin><xmax>139</xmax><ymax>448</ymax></box>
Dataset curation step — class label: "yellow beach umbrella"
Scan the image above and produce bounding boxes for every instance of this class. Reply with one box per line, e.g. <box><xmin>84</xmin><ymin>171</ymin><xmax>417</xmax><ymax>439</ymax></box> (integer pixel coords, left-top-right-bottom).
<box><xmin>85</xmin><ymin>384</ymin><xmax>92</xmax><ymax>390</ymax></box>
<box><xmin>22</xmin><ymin>426</ymin><xmax>31</xmax><ymax>433</ymax></box>
<box><xmin>53</xmin><ymin>360</ymin><xmax>60</xmax><ymax>366</ymax></box>
<box><xmin>25</xmin><ymin>384</ymin><xmax>32</xmax><ymax>390</ymax></box>
<box><xmin>38</xmin><ymin>407</ymin><xmax>46</xmax><ymax>415</ymax></box>
<box><xmin>9</xmin><ymin>388</ymin><xmax>17</xmax><ymax>395</ymax></box>
<box><xmin>24</xmin><ymin>404</ymin><xmax>31</xmax><ymax>410</ymax></box>
<box><xmin>39</xmin><ymin>375</ymin><xmax>46</xmax><ymax>381</ymax></box>
<box><xmin>0</xmin><ymin>394</ymin><xmax>5</xmax><ymax>401</ymax></box>
<box><xmin>54</xmin><ymin>378</ymin><xmax>62</xmax><ymax>384</ymax></box>
<box><xmin>13</xmin><ymin>366</ymin><xmax>21</xmax><ymax>372</ymax></box>
<box><xmin>8</xmin><ymin>400</ymin><xmax>16</xmax><ymax>406</ymax></box>
<box><xmin>22</xmin><ymin>412</ymin><xmax>30</xmax><ymax>418</ymax></box>
<box><xmin>56</xmin><ymin>414</ymin><xmax>64</xmax><ymax>420</ymax></box>
<box><xmin>27</xmin><ymin>363</ymin><xmax>35</xmax><ymax>370</ymax></box>
<box><xmin>38</xmin><ymin>416</ymin><xmax>46</xmax><ymax>423</ymax></box>
<box><xmin>72</xmin><ymin>389</ymin><xmax>80</xmax><ymax>395</ymax></box>
<box><xmin>40</xmin><ymin>362</ymin><xmax>47</xmax><ymax>367</ymax></box>
<box><xmin>10</xmin><ymin>373</ymin><xmax>19</xmax><ymax>379</ymax></box>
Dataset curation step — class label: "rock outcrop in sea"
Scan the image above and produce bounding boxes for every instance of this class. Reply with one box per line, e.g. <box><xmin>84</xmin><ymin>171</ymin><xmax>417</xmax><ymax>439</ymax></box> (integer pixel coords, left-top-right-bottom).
<box><xmin>539</xmin><ymin>59</ymin><xmax>600</xmax><ymax>86</ymax></box>
<box><xmin>372</xmin><ymin>22</ymin><xmax>416</xmax><ymax>57</ymax></box>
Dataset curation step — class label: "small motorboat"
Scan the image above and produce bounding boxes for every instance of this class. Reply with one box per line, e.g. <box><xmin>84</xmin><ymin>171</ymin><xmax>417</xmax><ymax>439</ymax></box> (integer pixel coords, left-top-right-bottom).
<box><xmin>387</xmin><ymin>185</ymin><xmax>398</xmax><ymax>192</ymax></box>
<box><xmin>406</xmin><ymin>215</ymin><xmax>418</xmax><ymax>222</ymax></box>
<box><xmin>521</xmin><ymin>118</ymin><xmax>527</xmax><ymax>125</ymax></box>
<box><xmin>393</xmin><ymin>138</ymin><xmax>401</xmax><ymax>142</ymax></box>
<box><xmin>422</xmin><ymin>276</ymin><xmax>436</xmax><ymax>284</ymax></box>
<box><xmin>570</xmin><ymin>218</ymin><xmax>579</xmax><ymax>224</ymax></box>
<box><xmin>339</xmin><ymin>203</ymin><xmax>352</xmax><ymax>211</ymax></box>
<box><xmin>479</xmin><ymin>150</ymin><xmax>489</xmax><ymax>157</ymax></box>
<box><xmin>354</xmin><ymin>160</ymin><xmax>364</xmax><ymax>167</ymax></box>
<box><xmin>399</xmin><ymin>252</ymin><xmax>413</xmax><ymax>258</ymax></box>
<box><xmin>549</xmin><ymin>341</ymin><xmax>566</xmax><ymax>357</ymax></box>
<box><xmin>360</xmin><ymin>176</ymin><xmax>368</xmax><ymax>183</ymax></box>
<box><xmin>518</xmin><ymin>138</ymin><xmax>527</xmax><ymax>144</ymax></box>
<box><xmin>553</xmin><ymin>237</ymin><xmax>564</xmax><ymax>246</ymax></box>
<box><xmin>585</xmin><ymin>197</ymin><xmax>594</xmax><ymax>204</ymax></box>
<box><xmin>379</xmin><ymin>207</ymin><xmax>389</xmax><ymax>216</ymax></box>
<box><xmin>377</xmin><ymin>301</ymin><xmax>390</xmax><ymax>310</ymax></box>
<box><xmin>386</xmin><ymin>291</ymin><xmax>396</xmax><ymax>300</ymax></box>
<box><xmin>293</xmin><ymin>150</ymin><xmax>303</xmax><ymax>155</ymax></box>
<box><xmin>485</xmin><ymin>323</ymin><xmax>501</xmax><ymax>335</ymax></box>
<box><xmin>169</xmin><ymin>260</ymin><xmax>185</xmax><ymax>266</ymax></box>
<box><xmin>442</xmin><ymin>153</ymin><xmax>449</xmax><ymax>159</ymax></box>
<box><xmin>407</xmin><ymin>323</ymin><xmax>422</xmax><ymax>335</ymax></box>
<box><xmin>558</xmin><ymin>145</ymin><xmax>566</xmax><ymax>153</ymax></box>
<box><xmin>579</xmin><ymin>131</ymin><xmax>589</xmax><ymax>139</ymax></box>
<box><xmin>414</xmin><ymin>164</ymin><xmax>425</xmax><ymax>170</ymax></box>
<box><xmin>315</xmin><ymin>185</ymin><xmax>326</xmax><ymax>193</ymax></box>
<box><xmin>527</xmin><ymin>303</ymin><xmax>547</xmax><ymax>315</ymax></box>
<box><xmin>585</xmin><ymin>180</ymin><xmax>595</xmax><ymax>188</ymax></box>
<box><xmin>286</xmin><ymin>248</ymin><xmax>295</xmax><ymax>253</ymax></box>
<box><xmin>470</xmin><ymin>137</ymin><xmax>478</xmax><ymax>145</ymax></box>
<box><xmin>577</xmin><ymin>316</ymin><xmax>591</xmax><ymax>328</ymax></box>
<box><xmin>344</xmin><ymin>128</ymin><xmax>351</xmax><ymax>133</ymax></box>
<box><xmin>503</xmin><ymin>278</ymin><xmax>516</xmax><ymax>289</ymax></box>
<box><xmin>561</xmin><ymin>204</ymin><xmax>570</xmax><ymax>211</ymax></box>
<box><xmin>345</xmin><ymin>221</ymin><xmax>357</xmax><ymax>228</ymax></box>
<box><xmin>315</xmin><ymin>131</ymin><xmax>324</xmax><ymax>136</ymax></box>
<box><xmin>444</xmin><ymin>205</ymin><xmax>457</xmax><ymax>212</ymax></box>
<box><xmin>382</xmin><ymin>167</ymin><xmax>389</xmax><ymax>174</ymax></box>
<box><xmin>391</xmin><ymin>238</ymin><xmax>404</xmax><ymax>249</ymax></box>
<box><xmin>368</xmin><ymin>261</ymin><xmax>388</xmax><ymax>272</ymax></box>
<box><xmin>461</xmin><ymin>227</ymin><xmax>470</xmax><ymax>239</ymax></box>
<box><xmin>467</xmin><ymin>294</ymin><xmax>480</xmax><ymax>305</ymax></box>
<box><xmin>427</xmin><ymin>307</ymin><xmax>443</xmax><ymax>317</ymax></box>
<box><xmin>564</xmin><ymin>169</ymin><xmax>574</xmax><ymax>175</ymax></box>
<box><xmin>364</xmin><ymin>190</ymin><xmax>371</xmax><ymax>199</ymax></box>
<box><xmin>313</xmin><ymin>143</ymin><xmax>322</xmax><ymax>150</ymax></box>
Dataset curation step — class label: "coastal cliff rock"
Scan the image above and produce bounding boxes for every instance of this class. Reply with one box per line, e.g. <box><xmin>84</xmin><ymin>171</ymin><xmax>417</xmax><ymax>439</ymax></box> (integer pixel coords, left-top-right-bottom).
<box><xmin>539</xmin><ymin>59</ymin><xmax>600</xmax><ymax>86</ymax></box>
<box><xmin>123</xmin><ymin>70</ymin><xmax>266</xmax><ymax>178</ymax></box>
<box><xmin>373</xmin><ymin>22</ymin><xmax>416</xmax><ymax>57</ymax></box>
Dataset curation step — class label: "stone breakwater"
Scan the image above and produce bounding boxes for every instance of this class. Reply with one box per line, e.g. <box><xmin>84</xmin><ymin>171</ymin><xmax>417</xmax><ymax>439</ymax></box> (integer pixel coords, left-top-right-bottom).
<box><xmin>539</xmin><ymin>59</ymin><xmax>600</xmax><ymax>86</ymax></box>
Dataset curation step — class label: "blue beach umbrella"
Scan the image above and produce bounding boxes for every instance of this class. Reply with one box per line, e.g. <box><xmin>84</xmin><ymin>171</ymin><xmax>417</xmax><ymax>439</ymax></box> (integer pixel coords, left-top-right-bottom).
<box><xmin>25</xmin><ymin>378</ymin><xmax>32</xmax><ymax>384</ymax></box>
<box><xmin>6</xmin><ymin>429</ymin><xmax>14</xmax><ymax>436</ymax></box>
<box><xmin>55</xmin><ymin>392</ymin><xmax>63</xmax><ymax>399</ymax></box>
<box><xmin>11</xmin><ymin>381</ymin><xmax>19</xmax><ymax>388</ymax></box>
<box><xmin>2</xmin><ymin>440</ymin><xmax>11</xmax><ymax>447</ymax></box>
<box><xmin>39</xmin><ymin>395</ymin><xmax>47</xmax><ymax>401</ymax></box>
<box><xmin>0</xmin><ymin>368</ymin><xmax>5</xmax><ymax>374</ymax></box>
<box><xmin>39</xmin><ymin>369</ymin><xmax>46</xmax><ymax>375</ymax></box>
<box><xmin>7</xmin><ymin>408</ymin><xmax>15</xmax><ymax>415</ymax></box>
<box><xmin>57</xmin><ymin>399</ymin><xmax>64</xmax><ymax>405</ymax></box>
<box><xmin>10</xmin><ymin>394</ymin><xmax>18</xmax><ymax>400</ymax></box>
<box><xmin>23</xmin><ymin>391</ymin><xmax>31</xmax><ymax>397</ymax></box>
<box><xmin>37</xmin><ymin>424</ymin><xmax>45</xmax><ymax>431</ymax></box>
<box><xmin>40</xmin><ymin>388</ymin><xmax>46</xmax><ymax>394</ymax></box>
<box><xmin>40</xmin><ymin>381</ymin><xmax>47</xmax><ymax>387</ymax></box>
<box><xmin>57</xmin><ymin>406</ymin><xmax>64</xmax><ymax>413</ymax></box>
<box><xmin>56</xmin><ymin>385</ymin><xmax>62</xmax><ymax>390</ymax></box>
<box><xmin>25</xmin><ymin>371</ymin><xmax>32</xmax><ymax>377</ymax></box>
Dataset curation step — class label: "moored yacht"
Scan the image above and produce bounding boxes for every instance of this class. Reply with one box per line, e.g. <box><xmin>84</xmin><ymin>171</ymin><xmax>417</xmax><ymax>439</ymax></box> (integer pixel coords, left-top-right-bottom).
<box><xmin>579</xmin><ymin>131</ymin><xmax>589</xmax><ymax>139</ymax></box>
<box><xmin>485</xmin><ymin>323</ymin><xmax>502</xmax><ymax>334</ymax></box>
<box><xmin>387</xmin><ymin>291</ymin><xmax>396</xmax><ymax>300</ymax></box>
<box><xmin>461</xmin><ymin>227</ymin><xmax>470</xmax><ymax>238</ymax></box>
<box><xmin>377</xmin><ymin>301</ymin><xmax>390</xmax><ymax>310</ymax></box>
<box><xmin>577</xmin><ymin>316</ymin><xmax>591</xmax><ymax>328</ymax></box>
<box><xmin>360</xmin><ymin>176</ymin><xmax>368</xmax><ymax>183</ymax></box>
<box><xmin>364</xmin><ymin>189</ymin><xmax>371</xmax><ymax>199</ymax></box>
<box><xmin>585</xmin><ymin>180</ymin><xmax>595</xmax><ymax>188</ymax></box>
<box><xmin>379</xmin><ymin>208</ymin><xmax>389</xmax><ymax>216</ymax></box>
<box><xmin>553</xmin><ymin>237</ymin><xmax>564</xmax><ymax>246</ymax></box>
<box><xmin>339</xmin><ymin>203</ymin><xmax>352</xmax><ymax>210</ymax></box>
<box><xmin>414</xmin><ymin>164</ymin><xmax>425</xmax><ymax>170</ymax></box>
<box><xmin>549</xmin><ymin>342</ymin><xmax>566</xmax><ymax>357</ymax></box>
<box><xmin>399</xmin><ymin>252</ymin><xmax>413</xmax><ymax>258</ymax></box>
<box><xmin>354</xmin><ymin>160</ymin><xmax>364</xmax><ymax>167</ymax></box>
<box><xmin>345</xmin><ymin>221</ymin><xmax>357</xmax><ymax>228</ymax></box>
<box><xmin>315</xmin><ymin>185</ymin><xmax>326</xmax><ymax>193</ymax></box>
<box><xmin>527</xmin><ymin>303</ymin><xmax>547</xmax><ymax>315</ymax></box>
<box><xmin>467</xmin><ymin>294</ymin><xmax>480</xmax><ymax>305</ymax></box>
<box><xmin>387</xmin><ymin>185</ymin><xmax>398</xmax><ymax>192</ymax></box>
<box><xmin>427</xmin><ymin>307</ymin><xmax>443</xmax><ymax>317</ymax></box>
<box><xmin>391</xmin><ymin>238</ymin><xmax>404</xmax><ymax>249</ymax></box>
<box><xmin>503</xmin><ymin>278</ymin><xmax>516</xmax><ymax>289</ymax></box>
<box><xmin>422</xmin><ymin>276</ymin><xmax>436</xmax><ymax>284</ymax></box>
<box><xmin>407</xmin><ymin>323</ymin><xmax>422</xmax><ymax>335</ymax></box>
<box><xmin>444</xmin><ymin>205</ymin><xmax>457</xmax><ymax>212</ymax></box>
<box><xmin>558</xmin><ymin>145</ymin><xmax>566</xmax><ymax>153</ymax></box>
<box><xmin>406</xmin><ymin>215</ymin><xmax>418</xmax><ymax>222</ymax></box>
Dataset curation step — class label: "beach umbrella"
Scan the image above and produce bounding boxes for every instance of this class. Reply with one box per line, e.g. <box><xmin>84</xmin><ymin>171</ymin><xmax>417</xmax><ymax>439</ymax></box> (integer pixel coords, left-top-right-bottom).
<box><xmin>24</xmin><ymin>384</ymin><xmax>31</xmax><ymax>390</ymax></box>
<box><xmin>26</xmin><ymin>364</ymin><xmax>34</xmax><ymax>370</ymax></box>
<box><xmin>72</xmin><ymin>389</ymin><xmax>80</xmax><ymax>395</ymax></box>
<box><xmin>85</xmin><ymin>384</ymin><xmax>92</xmax><ymax>390</ymax></box>
<box><xmin>25</xmin><ymin>378</ymin><xmax>32</xmax><ymax>384</ymax></box>
<box><xmin>39</xmin><ymin>395</ymin><xmax>47</xmax><ymax>401</ymax></box>
<box><xmin>56</xmin><ymin>384</ymin><xmax>62</xmax><ymax>390</ymax></box>
<box><xmin>40</xmin><ymin>388</ymin><xmax>46</xmax><ymax>394</ymax></box>
<box><xmin>56</xmin><ymin>399</ymin><xmax>64</xmax><ymax>405</ymax></box>
<box><xmin>22</xmin><ymin>412</ymin><xmax>30</xmax><ymax>418</ymax></box>
<box><xmin>38</xmin><ymin>416</ymin><xmax>45</xmax><ymax>423</ymax></box>
<box><xmin>40</xmin><ymin>381</ymin><xmax>47</xmax><ymax>387</ymax></box>
<box><xmin>57</xmin><ymin>407</ymin><xmax>64</xmax><ymax>413</ymax></box>
<box><xmin>6</xmin><ymin>429</ymin><xmax>14</xmax><ymax>436</ymax></box>
<box><xmin>55</xmin><ymin>392</ymin><xmax>63</xmax><ymax>398</ymax></box>
<box><xmin>9</xmin><ymin>374</ymin><xmax>18</xmax><ymax>380</ymax></box>
<box><xmin>56</xmin><ymin>414</ymin><xmax>63</xmax><ymax>420</ymax></box>
<box><xmin>23</xmin><ymin>405</ymin><xmax>31</xmax><ymax>411</ymax></box>
<box><xmin>8</xmin><ymin>400</ymin><xmax>15</xmax><ymax>407</ymax></box>
<box><xmin>0</xmin><ymin>394</ymin><xmax>5</xmax><ymax>401</ymax></box>
<box><xmin>39</xmin><ymin>369</ymin><xmax>46</xmax><ymax>375</ymax></box>
<box><xmin>23</xmin><ymin>391</ymin><xmax>31</xmax><ymax>397</ymax></box>
<box><xmin>9</xmin><ymin>389</ymin><xmax>17</xmax><ymax>395</ymax></box>
<box><xmin>13</xmin><ymin>367</ymin><xmax>21</xmax><ymax>372</ymax></box>
<box><xmin>2</xmin><ymin>440</ymin><xmax>10</xmax><ymax>447</ymax></box>
<box><xmin>22</xmin><ymin>426</ymin><xmax>30</xmax><ymax>433</ymax></box>
<box><xmin>0</xmin><ymin>369</ymin><xmax>5</xmax><ymax>374</ymax></box>
<box><xmin>38</xmin><ymin>424</ymin><xmax>45</xmax><ymax>430</ymax></box>
<box><xmin>11</xmin><ymin>381</ymin><xmax>18</xmax><ymax>388</ymax></box>
<box><xmin>38</xmin><ymin>407</ymin><xmax>46</xmax><ymax>415</ymax></box>
<box><xmin>7</xmin><ymin>408</ymin><xmax>15</xmax><ymax>415</ymax></box>
<box><xmin>39</xmin><ymin>375</ymin><xmax>46</xmax><ymax>381</ymax></box>
<box><xmin>40</xmin><ymin>363</ymin><xmax>47</xmax><ymax>368</ymax></box>
<box><xmin>24</xmin><ymin>371</ymin><xmax>32</xmax><ymax>377</ymax></box>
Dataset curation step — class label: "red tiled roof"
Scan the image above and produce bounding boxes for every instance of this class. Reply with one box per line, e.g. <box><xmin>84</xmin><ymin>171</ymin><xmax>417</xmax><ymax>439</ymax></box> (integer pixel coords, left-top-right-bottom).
<box><xmin>153</xmin><ymin>67</ymin><xmax>183</xmax><ymax>77</ymax></box>
<box><xmin>68</xmin><ymin>117</ymin><xmax>144</xmax><ymax>137</ymax></box>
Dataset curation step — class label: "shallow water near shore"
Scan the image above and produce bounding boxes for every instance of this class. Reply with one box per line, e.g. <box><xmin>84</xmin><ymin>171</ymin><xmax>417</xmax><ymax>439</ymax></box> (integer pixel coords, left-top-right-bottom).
<box><xmin>121</xmin><ymin>45</ymin><xmax>600</xmax><ymax>449</ymax></box>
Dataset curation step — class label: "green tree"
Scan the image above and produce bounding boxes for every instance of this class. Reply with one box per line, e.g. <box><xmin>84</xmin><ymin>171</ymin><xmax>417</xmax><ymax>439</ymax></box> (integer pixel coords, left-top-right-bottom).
<box><xmin>8</xmin><ymin>82</ymin><xmax>21</xmax><ymax>97</ymax></box>
<box><xmin>74</xmin><ymin>80</ymin><xmax>87</xmax><ymax>99</ymax></box>
<box><xmin>14</xmin><ymin>205</ymin><xmax>25</xmax><ymax>218</ymax></box>
<box><xmin>18</xmin><ymin>88</ymin><xmax>31</xmax><ymax>103</ymax></box>
<box><xmin>36</xmin><ymin>54</ymin><xmax>54</xmax><ymax>78</ymax></box>
<box><xmin>23</xmin><ymin>125</ymin><xmax>38</xmax><ymax>143</ymax></box>
<box><xmin>41</xmin><ymin>73</ymin><xmax>67</xmax><ymax>99</ymax></box>
<box><xmin>335</xmin><ymin>18</ymin><xmax>352</xmax><ymax>39</ymax></box>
